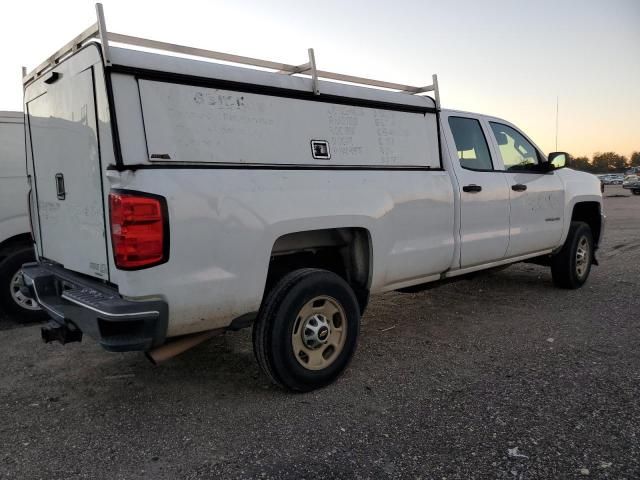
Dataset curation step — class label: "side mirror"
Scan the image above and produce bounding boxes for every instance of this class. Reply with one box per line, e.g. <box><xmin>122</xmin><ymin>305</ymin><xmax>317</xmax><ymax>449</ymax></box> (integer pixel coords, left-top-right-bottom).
<box><xmin>546</xmin><ymin>152</ymin><xmax>568</xmax><ymax>170</ymax></box>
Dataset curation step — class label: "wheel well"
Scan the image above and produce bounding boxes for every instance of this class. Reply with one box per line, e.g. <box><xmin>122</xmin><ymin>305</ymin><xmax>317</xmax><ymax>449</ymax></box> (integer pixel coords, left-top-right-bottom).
<box><xmin>0</xmin><ymin>233</ymin><xmax>33</xmax><ymax>261</ymax></box>
<box><xmin>571</xmin><ymin>202</ymin><xmax>602</xmax><ymax>247</ymax></box>
<box><xmin>265</xmin><ymin>228</ymin><xmax>372</xmax><ymax>313</ymax></box>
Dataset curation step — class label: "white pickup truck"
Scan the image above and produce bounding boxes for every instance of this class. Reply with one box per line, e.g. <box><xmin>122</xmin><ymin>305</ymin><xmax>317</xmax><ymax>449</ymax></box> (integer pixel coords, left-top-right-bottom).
<box><xmin>21</xmin><ymin>6</ymin><xmax>604</xmax><ymax>391</ymax></box>
<box><xmin>0</xmin><ymin>111</ymin><xmax>43</xmax><ymax>321</ymax></box>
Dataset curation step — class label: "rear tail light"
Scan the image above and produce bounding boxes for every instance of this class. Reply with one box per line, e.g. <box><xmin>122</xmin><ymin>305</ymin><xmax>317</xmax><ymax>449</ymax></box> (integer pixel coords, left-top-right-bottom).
<box><xmin>109</xmin><ymin>191</ymin><xmax>168</xmax><ymax>270</ymax></box>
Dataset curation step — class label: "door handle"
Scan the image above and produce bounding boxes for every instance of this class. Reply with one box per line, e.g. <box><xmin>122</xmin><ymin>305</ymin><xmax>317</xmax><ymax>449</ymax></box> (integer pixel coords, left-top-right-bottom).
<box><xmin>55</xmin><ymin>173</ymin><xmax>65</xmax><ymax>200</ymax></box>
<box><xmin>511</xmin><ymin>184</ymin><xmax>527</xmax><ymax>192</ymax></box>
<box><xmin>462</xmin><ymin>184</ymin><xmax>482</xmax><ymax>193</ymax></box>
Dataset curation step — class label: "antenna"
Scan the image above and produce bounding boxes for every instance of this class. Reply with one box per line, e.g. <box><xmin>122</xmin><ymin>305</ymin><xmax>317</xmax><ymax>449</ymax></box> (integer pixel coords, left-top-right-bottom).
<box><xmin>555</xmin><ymin>96</ymin><xmax>559</xmax><ymax>151</ymax></box>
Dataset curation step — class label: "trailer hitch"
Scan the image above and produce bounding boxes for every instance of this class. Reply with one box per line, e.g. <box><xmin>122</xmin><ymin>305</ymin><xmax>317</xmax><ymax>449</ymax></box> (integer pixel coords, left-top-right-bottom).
<box><xmin>41</xmin><ymin>321</ymin><xmax>83</xmax><ymax>345</ymax></box>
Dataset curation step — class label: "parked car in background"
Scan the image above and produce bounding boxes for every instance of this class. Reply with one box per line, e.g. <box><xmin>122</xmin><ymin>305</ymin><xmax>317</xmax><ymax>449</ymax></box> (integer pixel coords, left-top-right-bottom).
<box><xmin>0</xmin><ymin>111</ymin><xmax>43</xmax><ymax>321</ymax></box>
<box><xmin>623</xmin><ymin>174</ymin><xmax>640</xmax><ymax>195</ymax></box>
<box><xmin>610</xmin><ymin>174</ymin><xmax>624</xmax><ymax>185</ymax></box>
<box><xmin>599</xmin><ymin>174</ymin><xmax>624</xmax><ymax>185</ymax></box>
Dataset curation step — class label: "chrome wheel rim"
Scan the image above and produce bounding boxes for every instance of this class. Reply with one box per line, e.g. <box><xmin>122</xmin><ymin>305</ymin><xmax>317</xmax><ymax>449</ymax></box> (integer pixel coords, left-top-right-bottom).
<box><xmin>10</xmin><ymin>270</ymin><xmax>40</xmax><ymax>311</ymax></box>
<box><xmin>291</xmin><ymin>295</ymin><xmax>347</xmax><ymax>371</ymax></box>
<box><xmin>575</xmin><ymin>236</ymin><xmax>590</xmax><ymax>279</ymax></box>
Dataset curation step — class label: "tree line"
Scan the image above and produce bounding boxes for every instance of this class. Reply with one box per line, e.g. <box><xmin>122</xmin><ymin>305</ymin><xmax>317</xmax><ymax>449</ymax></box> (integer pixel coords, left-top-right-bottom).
<box><xmin>567</xmin><ymin>151</ymin><xmax>640</xmax><ymax>174</ymax></box>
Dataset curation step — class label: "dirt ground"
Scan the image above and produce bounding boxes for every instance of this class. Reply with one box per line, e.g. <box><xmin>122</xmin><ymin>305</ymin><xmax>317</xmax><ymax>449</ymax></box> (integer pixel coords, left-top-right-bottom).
<box><xmin>1</xmin><ymin>185</ymin><xmax>638</xmax><ymax>479</ymax></box>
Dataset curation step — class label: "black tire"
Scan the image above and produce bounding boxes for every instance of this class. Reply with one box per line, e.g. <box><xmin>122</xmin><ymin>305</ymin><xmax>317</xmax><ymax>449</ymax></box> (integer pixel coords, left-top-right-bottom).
<box><xmin>0</xmin><ymin>247</ymin><xmax>46</xmax><ymax>322</ymax></box>
<box><xmin>253</xmin><ymin>268</ymin><xmax>360</xmax><ymax>392</ymax></box>
<box><xmin>632</xmin><ymin>189</ymin><xmax>640</xmax><ymax>196</ymax></box>
<box><xmin>550</xmin><ymin>222</ymin><xmax>593</xmax><ymax>289</ymax></box>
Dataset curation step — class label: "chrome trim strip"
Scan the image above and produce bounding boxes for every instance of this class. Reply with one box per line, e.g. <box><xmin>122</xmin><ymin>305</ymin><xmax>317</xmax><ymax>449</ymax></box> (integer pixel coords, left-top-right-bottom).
<box><xmin>61</xmin><ymin>292</ymin><xmax>159</xmax><ymax>319</ymax></box>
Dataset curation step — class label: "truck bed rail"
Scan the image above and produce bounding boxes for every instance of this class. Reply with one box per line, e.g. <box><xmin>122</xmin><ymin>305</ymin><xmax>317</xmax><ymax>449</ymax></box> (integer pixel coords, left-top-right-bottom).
<box><xmin>23</xmin><ymin>3</ymin><xmax>440</xmax><ymax>108</ymax></box>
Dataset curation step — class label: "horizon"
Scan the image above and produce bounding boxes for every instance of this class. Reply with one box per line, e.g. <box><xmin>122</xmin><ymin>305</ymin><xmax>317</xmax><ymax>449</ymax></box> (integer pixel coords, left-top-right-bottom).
<box><xmin>0</xmin><ymin>0</ymin><xmax>638</xmax><ymax>158</ymax></box>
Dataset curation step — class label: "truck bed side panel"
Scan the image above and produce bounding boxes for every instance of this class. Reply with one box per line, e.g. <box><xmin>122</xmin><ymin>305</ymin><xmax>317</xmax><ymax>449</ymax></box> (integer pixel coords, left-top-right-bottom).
<box><xmin>108</xmin><ymin>168</ymin><xmax>455</xmax><ymax>337</ymax></box>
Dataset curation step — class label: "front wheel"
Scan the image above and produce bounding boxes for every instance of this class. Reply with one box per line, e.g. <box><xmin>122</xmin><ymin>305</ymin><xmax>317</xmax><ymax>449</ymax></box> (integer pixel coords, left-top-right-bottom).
<box><xmin>252</xmin><ymin>268</ymin><xmax>360</xmax><ymax>392</ymax></box>
<box><xmin>632</xmin><ymin>189</ymin><xmax>640</xmax><ymax>196</ymax></box>
<box><xmin>550</xmin><ymin>222</ymin><xmax>593</xmax><ymax>289</ymax></box>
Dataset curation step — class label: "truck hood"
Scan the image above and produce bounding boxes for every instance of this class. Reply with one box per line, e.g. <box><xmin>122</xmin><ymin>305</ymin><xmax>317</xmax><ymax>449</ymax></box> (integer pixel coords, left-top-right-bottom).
<box><xmin>556</xmin><ymin>168</ymin><xmax>602</xmax><ymax>198</ymax></box>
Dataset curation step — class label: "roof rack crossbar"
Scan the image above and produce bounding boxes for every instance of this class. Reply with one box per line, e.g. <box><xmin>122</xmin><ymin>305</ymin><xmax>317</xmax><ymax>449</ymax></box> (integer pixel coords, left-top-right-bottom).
<box><xmin>307</xmin><ymin>48</ymin><xmax>320</xmax><ymax>96</ymax></box>
<box><xmin>23</xmin><ymin>3</ymin><xmax>441</xmax><ymax>108</ymax></box>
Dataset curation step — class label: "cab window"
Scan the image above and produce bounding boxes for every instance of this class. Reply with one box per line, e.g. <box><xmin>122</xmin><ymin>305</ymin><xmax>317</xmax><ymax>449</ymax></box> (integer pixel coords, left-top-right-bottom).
<box><xmin>448</xmin><ymin>117</ymin><xmax>493</xmax><ymax>171</ymax></box>
<box><xmin>489</xmin><ymin>122</ymin><xmax>540</xmax><ymax>171</ymax></box>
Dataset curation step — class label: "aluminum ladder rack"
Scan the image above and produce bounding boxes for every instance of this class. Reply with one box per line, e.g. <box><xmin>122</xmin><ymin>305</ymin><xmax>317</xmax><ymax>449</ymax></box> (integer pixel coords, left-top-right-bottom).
<box><xmin>23</xmin><ymin>3</ymin><xmax>440</xmax><ymax>109</ymax></box>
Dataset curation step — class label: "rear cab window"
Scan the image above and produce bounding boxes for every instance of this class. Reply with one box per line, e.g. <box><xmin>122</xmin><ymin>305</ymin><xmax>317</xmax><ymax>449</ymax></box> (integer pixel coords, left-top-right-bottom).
<box><xmin>448</xmin><ymin>117</ymin><xmax>494</xmax><ymax>171</ymax></box>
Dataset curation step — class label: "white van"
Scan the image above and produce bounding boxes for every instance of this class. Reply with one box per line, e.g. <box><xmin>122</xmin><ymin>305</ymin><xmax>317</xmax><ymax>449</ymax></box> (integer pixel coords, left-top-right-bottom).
<box><xmin>21</xmin><ymin>5</ymin><xmax>604</xmax><ymax>390</ymax></box>
<box><xmin>0</xmin><ymin>111</ymin><xmax>43</xmax><ymax>321</ymax></box>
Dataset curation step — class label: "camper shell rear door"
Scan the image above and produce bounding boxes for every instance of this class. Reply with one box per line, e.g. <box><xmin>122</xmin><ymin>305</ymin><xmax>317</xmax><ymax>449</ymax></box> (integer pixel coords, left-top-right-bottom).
<box><xmin>24</xmin><ymin>44</ymin><xmax>113</xmax><ymax>280</ymax></box>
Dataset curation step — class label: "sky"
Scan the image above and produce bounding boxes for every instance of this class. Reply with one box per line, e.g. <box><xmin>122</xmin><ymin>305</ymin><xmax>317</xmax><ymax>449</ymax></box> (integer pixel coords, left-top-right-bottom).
<box><xmin>1</xmin><ymin>0</ymin><xmax>638</xmax><ymax>158</ymax></box>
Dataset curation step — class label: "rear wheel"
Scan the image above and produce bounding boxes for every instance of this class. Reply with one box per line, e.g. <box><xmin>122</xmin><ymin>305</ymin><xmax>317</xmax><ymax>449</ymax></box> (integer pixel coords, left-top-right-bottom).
<box><xmin>253</xmin><ymin>268</ymin><xmax>360</xmax><ymax>392</ymax></box>
<box><xmin>550</xmin><ymin>222</ymin><xmax>593</xmax><ymax>289</ymax></box>
<box><xmin>0</xmin><ymin>247</ymin><xmax>46</xmax><ymax>322</ymax></box>
<box><xmin>632</xmin><ymin>189</ymin><xmax>640</xmax><ymax>196</ymax></box>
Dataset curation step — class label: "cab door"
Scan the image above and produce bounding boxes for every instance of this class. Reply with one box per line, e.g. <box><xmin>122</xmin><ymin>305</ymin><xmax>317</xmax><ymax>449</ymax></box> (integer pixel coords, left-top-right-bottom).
<box><xmin>486</xmin><ymin>121</ymin><xmax>564</xmax><ymax>257</ymax></box>
<box><xmin>444</xmin><ymin>114</ymin><xmax>511</xmax><ymax>268</ymax></box>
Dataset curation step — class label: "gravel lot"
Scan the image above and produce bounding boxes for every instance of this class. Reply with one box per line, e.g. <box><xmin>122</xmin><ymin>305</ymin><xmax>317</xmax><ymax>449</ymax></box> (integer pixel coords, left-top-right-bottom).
<box><xmin>1</xmin><ymin>186</ymin><xmax>638</xmax><ymax>480</ymax></box>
